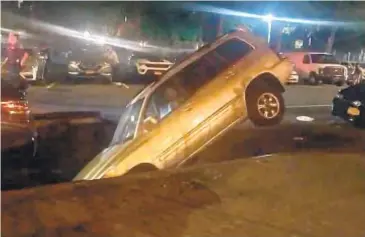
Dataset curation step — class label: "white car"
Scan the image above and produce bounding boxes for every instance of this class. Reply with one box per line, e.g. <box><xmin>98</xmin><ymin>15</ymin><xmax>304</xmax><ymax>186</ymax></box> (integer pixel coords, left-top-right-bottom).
<box><xmin>135</xmin><ymin>58</ymin><xmax>174</xmax><ymax>77</ymax></box>
<box><xmin>287</xmin><ymin>70</ymin><xmax>299</xmax><ymax>84</ymax></box>
<box><xmin>285</xmin><ymin>52</ymin><xmax>348</xmax><ymax>86</ymax></box>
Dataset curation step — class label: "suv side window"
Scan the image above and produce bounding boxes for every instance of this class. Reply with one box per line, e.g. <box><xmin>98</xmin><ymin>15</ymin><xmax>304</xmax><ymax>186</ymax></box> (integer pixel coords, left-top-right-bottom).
<box><xmin>144</xmin><ymin>38</ymin><xmax>252</xmax><ymax>125</ymax></box>
<box><xmin>144</xmin><ymin>76</ymin><xmax>189</xmax><ymax>123</ymax></box>
<box><xmin>303</xmin><ymin>55</ymin><xmax>310</xmax><ymax>64</ymax></box>
<box><xmin>180</xmin><ymin>38</ymin><xmax>253</xmax><ymax>96</ymax></box>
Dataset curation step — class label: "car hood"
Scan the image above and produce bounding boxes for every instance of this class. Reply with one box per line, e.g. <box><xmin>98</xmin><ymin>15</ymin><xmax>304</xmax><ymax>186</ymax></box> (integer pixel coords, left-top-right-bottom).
<box><xmin>340</xmin><ymin>84</ymin><xmax>365</xmax><ymax>103</ymax></box>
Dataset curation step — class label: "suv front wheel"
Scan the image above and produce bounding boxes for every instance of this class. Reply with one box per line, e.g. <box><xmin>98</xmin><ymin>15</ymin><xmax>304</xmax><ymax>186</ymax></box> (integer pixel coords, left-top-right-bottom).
<box><xmin>247</xmin><ymin>85</ymin><xmax>285</xmax><ymax>126</ymax></box>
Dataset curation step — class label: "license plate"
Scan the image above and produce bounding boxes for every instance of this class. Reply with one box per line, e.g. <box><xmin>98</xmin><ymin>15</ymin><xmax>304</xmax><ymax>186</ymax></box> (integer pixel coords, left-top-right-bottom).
<box><xmin>347</xmin><ymin>107</ymin><xmax>360</xmax><ymax>116</ymax></box>
<box><xmin>85</xmin><ymin>70</ymin><xmax>94</xmax><ymax>75</ymax></box>
<box><xmin>154</xmin><ymin>71</ymin><xmax>162</xmax><ymax>75</ymax></box>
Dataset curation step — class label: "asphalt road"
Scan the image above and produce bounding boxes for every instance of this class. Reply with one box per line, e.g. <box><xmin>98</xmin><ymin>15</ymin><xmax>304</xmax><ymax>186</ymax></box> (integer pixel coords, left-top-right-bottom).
<box><xmin>27</xmin><ymin>83</ymin><xmax>343</xmax><ymax>124</ymax></box>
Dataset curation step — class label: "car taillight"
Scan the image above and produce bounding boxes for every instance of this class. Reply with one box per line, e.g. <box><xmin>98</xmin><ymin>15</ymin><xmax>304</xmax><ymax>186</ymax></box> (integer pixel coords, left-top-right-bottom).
<box><xmin>1</xmin><ymin>100</ymin><xmax>29</xmax><ymax>113</ymax></box>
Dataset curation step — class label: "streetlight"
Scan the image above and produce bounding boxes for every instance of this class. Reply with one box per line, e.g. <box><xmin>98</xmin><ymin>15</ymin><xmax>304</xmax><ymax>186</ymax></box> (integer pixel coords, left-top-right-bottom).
<box><xmin>18</xmin><ymin>0</ymin><xmax>23</xmax><ymax>8</ymax></box>
<box><xmin>263</xmin><ymin>14</ymin><xmax>273</xmax><ymax>44</ymax></box>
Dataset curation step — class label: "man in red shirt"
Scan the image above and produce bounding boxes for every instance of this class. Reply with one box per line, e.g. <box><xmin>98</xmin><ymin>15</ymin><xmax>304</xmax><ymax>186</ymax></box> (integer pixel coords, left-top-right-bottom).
<box><xmin>2</xmin><ymin>31</ymin><xmax>29</xmax><ymax>91</ymax></box>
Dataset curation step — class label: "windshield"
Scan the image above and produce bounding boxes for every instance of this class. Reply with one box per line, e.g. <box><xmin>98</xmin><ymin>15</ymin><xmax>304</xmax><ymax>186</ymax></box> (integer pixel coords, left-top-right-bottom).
<box><xmin>310</xmin><ymin>54</ymin><xmax>339</xmax><ymax>64</ymax></box>
<box><xmin>110</xmin><ymin>99</ymin><xmax>144</xmax><ymax>146</ymax></box>
<box><xmin>69</xmin><ymin>47</ymin><xmax>105</xmax><ymax>63</ymax></box>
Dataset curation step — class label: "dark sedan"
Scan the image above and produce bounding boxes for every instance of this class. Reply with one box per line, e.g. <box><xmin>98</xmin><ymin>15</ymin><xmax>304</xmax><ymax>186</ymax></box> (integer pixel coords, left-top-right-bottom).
<box><xmin>66</xmin><ymin>47</ymin><xmax>112</xmax><ymax>84</ymax></box>
<box><xmin>332</xmin><ymin>83</ymin><xmax>365</xmax><ymax>128</ymax></box>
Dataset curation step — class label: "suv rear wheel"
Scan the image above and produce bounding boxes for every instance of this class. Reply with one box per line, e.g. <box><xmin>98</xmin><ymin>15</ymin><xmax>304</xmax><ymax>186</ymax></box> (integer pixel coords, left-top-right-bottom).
<box><xmin>247</xmin><ymin>84</ymin><xmax>284</xmax><ymax>126</ymax></box>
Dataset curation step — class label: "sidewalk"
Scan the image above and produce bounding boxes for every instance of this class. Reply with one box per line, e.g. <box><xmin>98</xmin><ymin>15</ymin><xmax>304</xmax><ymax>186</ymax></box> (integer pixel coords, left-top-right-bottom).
<box><xmin>2</xmin><ymin>152</ymin><xmax>365</xmax><ymax>237</ymax></box>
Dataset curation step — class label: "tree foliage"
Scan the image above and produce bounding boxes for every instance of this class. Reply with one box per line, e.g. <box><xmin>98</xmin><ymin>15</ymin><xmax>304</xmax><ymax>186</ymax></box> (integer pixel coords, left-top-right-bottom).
<box><xmin>139</xmin><ymin>3</ymin><xmax>200</xmax><ymax>43</ymax></box>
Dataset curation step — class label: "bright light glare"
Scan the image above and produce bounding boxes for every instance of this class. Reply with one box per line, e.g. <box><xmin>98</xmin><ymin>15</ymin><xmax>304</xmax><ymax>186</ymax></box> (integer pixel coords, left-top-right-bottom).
<box><xmin>263</xmin><ymin>14</ymin><xmax>273</xmax><ymax>22</ymax></box>
<box><xmin>83</xmin><ymin>31</ymin><xmax>90</xmax><ymax>38</ymax></box>
<box><xmin>3</xmin><ymin>11</ymin><xmax>196</xmax><ymax>54</ymax></box>
<box><xmin>95</xmin><ymin>36</ymin><xmax>106</xmax><ymax>45</ymax></box>
<box><xmin>184</xmin><ymin>3</ymin><xmax>364</xmax><ymax>27</ymax></box>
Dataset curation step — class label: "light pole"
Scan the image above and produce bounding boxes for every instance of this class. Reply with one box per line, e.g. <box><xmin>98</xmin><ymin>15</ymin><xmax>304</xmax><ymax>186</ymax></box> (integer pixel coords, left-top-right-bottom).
<box><xmin>263</xmin><ymin>14</ymin><xmax>273</xmax><ymax>44</ymax></box>
<box><xmin>18</xmin><ymin>0</ymin><xmax>23</xmax><ymax>8</ymax></box>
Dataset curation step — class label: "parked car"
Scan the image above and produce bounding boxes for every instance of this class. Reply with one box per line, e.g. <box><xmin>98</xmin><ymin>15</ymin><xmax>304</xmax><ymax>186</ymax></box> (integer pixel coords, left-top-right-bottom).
<box><xmin>1</xmin><ymin>80</ymin><xmax>37</xmax><ymax>152</ymax></box>
<box><xmin>277</xmin><ymin>52</ymin><xmax>298</xmax><ymax>84</ymax></box>
<box><xmin>66</xmin><ymin>46</ymin><xmax>112</xmax><ymax>84</ymax></box>
<box><xmin>130</xmin><ymin>53</ymin><xmax>174</xmax><ymax>78</ymax></box>
<box><xmin>332</xmin><ymin>83</ymin><xmax>365</xmax><ymax>128</ymax></box>
<box><xmin>287</xmin><ymin>70</ymin><xmax>299</xmax><ymax>84</ymax></box>
<box><xmin>74</xmin><ymin>29</ymin><xmax>292</xmax><ymax>181</ymax></box>
<box><xmin>285</xmin><ymin>52</ymin><xmax>348</xmax><ymax>86</ymax></box>
<box><xmin>1</xmin><ymin>79</ymin><xmax>38</xmax><ymax>189</ymax></box>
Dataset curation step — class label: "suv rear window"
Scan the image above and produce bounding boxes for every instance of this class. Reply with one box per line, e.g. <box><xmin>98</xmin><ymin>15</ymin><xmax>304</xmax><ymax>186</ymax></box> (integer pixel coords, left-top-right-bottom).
<box><xmin>177</xmin><ymin>38</ymin><xmax>253</xmax><ymax>96</ymax></box>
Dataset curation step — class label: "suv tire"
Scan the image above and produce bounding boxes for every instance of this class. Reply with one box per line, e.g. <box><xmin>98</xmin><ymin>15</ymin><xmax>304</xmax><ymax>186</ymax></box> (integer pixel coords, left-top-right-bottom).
<box><xmin>247</xmin><ymin>84</ymin><xmax>285</xmax><ymax>127</ymax></box>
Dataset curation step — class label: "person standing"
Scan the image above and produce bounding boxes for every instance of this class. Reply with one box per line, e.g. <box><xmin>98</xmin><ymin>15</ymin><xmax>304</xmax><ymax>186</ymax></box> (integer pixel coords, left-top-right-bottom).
<box><xmin>353</xmin><ymin>63</ymin><xmax>363</xmax><ymax>85</ymax></box>
<box><xmin>103</xmin><ymin>45</ymin><xmax>119</xmax><ymax>82</ymax></box>
<box><xmin>2</xmin><ymin>32</ymin><xmax>29</xmax><ymax>91</ymax></box>
<box><xmin>37</xmin><ymin>43</ymin><xmax>51</xmax><ymax>82</ymax></box>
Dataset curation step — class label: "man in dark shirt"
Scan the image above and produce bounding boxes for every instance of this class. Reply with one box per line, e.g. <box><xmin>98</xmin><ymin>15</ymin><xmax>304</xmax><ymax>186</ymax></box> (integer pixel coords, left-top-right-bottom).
<box><xmin>2</xmin><ymin>32</ymin><xmax>29</xmax><ymax>90</ymax></box>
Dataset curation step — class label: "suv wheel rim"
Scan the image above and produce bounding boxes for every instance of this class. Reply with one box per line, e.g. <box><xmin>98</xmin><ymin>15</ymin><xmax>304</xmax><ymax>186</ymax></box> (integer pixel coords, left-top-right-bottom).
<box><xmin>257</xmin><ymin>93</ymin><xmax>280</xmax><ymax>119</ymax></box>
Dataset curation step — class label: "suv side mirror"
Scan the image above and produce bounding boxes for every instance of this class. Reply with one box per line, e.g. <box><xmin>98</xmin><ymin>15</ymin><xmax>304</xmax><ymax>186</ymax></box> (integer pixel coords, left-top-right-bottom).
<box><xmin>143</xmin><ymin>116</ymin><xmax>158</xmax><ymax>132</ymax></box>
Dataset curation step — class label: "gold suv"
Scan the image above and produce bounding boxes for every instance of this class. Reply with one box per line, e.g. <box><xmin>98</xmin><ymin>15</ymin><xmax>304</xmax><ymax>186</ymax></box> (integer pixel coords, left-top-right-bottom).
<box><xmin>74</xmin><ymin>29</ymin><xmax>293</xmax><ymax>181</ymax></box>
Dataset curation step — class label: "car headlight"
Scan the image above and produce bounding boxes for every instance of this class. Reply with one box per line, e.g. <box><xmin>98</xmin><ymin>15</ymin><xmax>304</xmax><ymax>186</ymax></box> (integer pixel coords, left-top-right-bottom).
<box><xmin>318</xmin><ymin>68</ymin><xmax>324</xmax><ymax>75</ymax></box>
<box><xmin>68</xmin><ymin>61</ymin><xmax>79</xmax><ymax>70</ymax></box>
<box><xmin>353</xmin><ymin>100</ymin><xmax>362</xmax><ymax>107</ymax></box>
